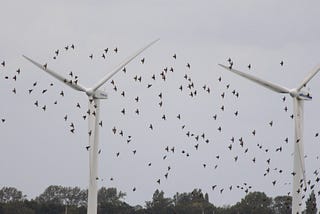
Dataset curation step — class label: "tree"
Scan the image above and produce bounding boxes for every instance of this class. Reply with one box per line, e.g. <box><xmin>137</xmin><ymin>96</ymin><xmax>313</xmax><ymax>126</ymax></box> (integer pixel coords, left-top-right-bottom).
<box><xmin>36</xmin><ymin>185</ymin><xmax>64</xmax><ymax>205</ymax></box>
<box><xmin>64</xmin><ymin>186</ymin><xmax>87</xmax><ymax>207</ymax></box>
<box><xmin>145</xmin><ymin>189</ymin><xmax>174</xmax><ymax>213</ymax></box>
<box><xmin>36</xmin><ymin>185</ymin><xmax>87</xmax><ymax>207</ymax></box>
<box><xmin>98</xmin><ymin>187</ymin><xmax>132</xmax><ymax>214</ymax></box>
<box><xmin>232</xmin><ymin>191</ymin><xmax>273</xmax><ymax>214</ymax></box>
<box><xmin>98</xmin><ymin>187</ymin><xmax>126</xmax><ymax>206</ymax></box>
<box><xmin>173</xmin><ymin>189</ymin><xmax>215</xmax><ymax>214</ymax></box>
<box><xmin>305</xmin><ymin>190</ymin><xmax>317</xmax><ymax>214</ymax></box>
<box><xmin>272</xmin><ymin>195</ymin><xmax>291</xmax><ymax>214</ymax></box>
<box><xmin>0</xmin><ymin>187</ymin><xmax>25</xmax><ymax>203</ymax></box>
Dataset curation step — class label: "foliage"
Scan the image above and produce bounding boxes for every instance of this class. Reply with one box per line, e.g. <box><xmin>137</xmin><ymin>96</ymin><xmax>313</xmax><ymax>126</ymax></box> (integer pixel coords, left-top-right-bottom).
<box><xmin>230</xmin><ymin>191</ymin><xmax>273</xmax><ymax>214</ymax></box>
<box><xmin>305</xmin><ymin>190</ymin><xmax>317</xmax><ymax>214</ymax></box>
<box><xmin>0</xmin><ymin>185</ymin><xmax>318</xmax><ymax>213</ymax></box>
<box><xmin>172</xmin><ymin>188</ymin><xmax>215</xmax><ymax>214</ymax></box>
<box><xmin>98</xmin><ymin>187</ymin><xmax>132</xmax><ymax>214</ymax></box>
<box><xmin>35</xmin><ymin>185</ymin><xmax>87</xmax><ymax>207</ymax></box>
<box><xmin>272</xmin><ymin>195</ymin><xmax>291</xmax><ymax>214</ymax></box>
<box><xmin>0</xmin><ymin>187</ymin><xmax>25</xmax><ymax>203</ymax></box>
<box><xmin>98</xmin><ymin>187</ymin><xmax>126</xmax><ymax>205</ymax></box>
<box><xmin>145</xmin><ymin>189</ymin><xmax>174</xmax><ymax>213</ymax></box>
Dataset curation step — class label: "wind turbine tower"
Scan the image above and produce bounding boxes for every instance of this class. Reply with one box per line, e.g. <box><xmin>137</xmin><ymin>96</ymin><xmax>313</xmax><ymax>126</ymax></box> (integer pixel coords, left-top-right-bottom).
<box><xmin>219</xmin><ymin>63</ymin><xmax>320</xmax><ymax>214</ymax></box>
<box><xmin>23</xmin><ymin>39</ymin><xmax>159</xmax><ymax>214</ymax></box>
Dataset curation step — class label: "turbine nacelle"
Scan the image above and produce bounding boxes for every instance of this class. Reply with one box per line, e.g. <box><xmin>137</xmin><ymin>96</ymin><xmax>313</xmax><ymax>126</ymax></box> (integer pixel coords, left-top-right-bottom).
<box><xmin>93</xmin><ymin>90</ymin><xmax>108</xmax><ymax>99</ymax></box>
<box><xmin>289</xmin><ymin>89</ymin><xmax>312</xmax><ymax>101</ymax></box>
<box><xmin>298</xmin><ymin>91</ymin><xmax>312</xmax><ymax>101</ymax></box>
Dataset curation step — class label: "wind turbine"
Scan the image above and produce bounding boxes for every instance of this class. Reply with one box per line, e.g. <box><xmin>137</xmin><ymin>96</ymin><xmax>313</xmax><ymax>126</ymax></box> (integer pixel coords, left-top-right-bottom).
<box><xmin>218</xmin><ymin>63</ymin><xmax>320</xmax><ymax>214</ymax></box>
<box><xmin>23</xmin><ymin>39</ymin><xmax>159</xmax><ymax>214</ymax></box>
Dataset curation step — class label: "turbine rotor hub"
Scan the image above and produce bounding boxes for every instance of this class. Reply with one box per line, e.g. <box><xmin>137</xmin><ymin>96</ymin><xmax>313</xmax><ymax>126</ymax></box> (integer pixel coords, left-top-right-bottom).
<box><xmin>289</xmin><ymin>89</ymin><xmax>298</xmax><ymax>98</ymax></box>
<box><xmin>86</xmin><ymin>88</ymin><xmax>95</xmax><ymax>97</ymax></box>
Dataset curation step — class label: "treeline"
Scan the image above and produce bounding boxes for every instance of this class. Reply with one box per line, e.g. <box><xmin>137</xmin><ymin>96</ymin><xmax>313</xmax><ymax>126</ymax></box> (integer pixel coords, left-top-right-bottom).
<box><xmin>0</xmin><ymin>186</ymin><xmax>317</xmax><ymax>214</ymax></box>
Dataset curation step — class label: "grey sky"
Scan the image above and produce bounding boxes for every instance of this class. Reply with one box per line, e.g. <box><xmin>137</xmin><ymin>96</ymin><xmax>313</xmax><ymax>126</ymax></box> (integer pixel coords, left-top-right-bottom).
<box><xmin>1</xmin><ymin>0</ymin><xmax>320</xmax><ymax>208</ymax></box>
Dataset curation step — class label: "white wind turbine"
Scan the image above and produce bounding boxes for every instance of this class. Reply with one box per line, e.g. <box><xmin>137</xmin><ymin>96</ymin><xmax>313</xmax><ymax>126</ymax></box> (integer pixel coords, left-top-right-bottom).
<box><xmin>23</xmin><ymin>39</ymin><xmax>159</xmax><ymax>214</ymax></box>
<box><xmin>219</xmin><ymin>63</ymin><xmax>320</xmax><ymax>214</ymax></box>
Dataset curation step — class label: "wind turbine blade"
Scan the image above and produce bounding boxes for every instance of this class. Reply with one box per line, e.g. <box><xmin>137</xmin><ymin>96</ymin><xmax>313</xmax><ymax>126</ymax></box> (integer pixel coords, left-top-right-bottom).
<box><xmin>218</xmin><ymin>64</ymin><xmax>290</xmax><ymax>93</ymax></box>
<box><xmin>91</xmin><ymin>38</ymin><xmax>159</xmax><ymax>91</ymax></box>
<box><xmin>23</xmin><ymin>55</ymin><xmax>87</xmax><ymax>92</ymax></box>
<box><xmin>297</xmin><ymin>64</ymin><xmax>320</xmax><ymax>91</ymax></box>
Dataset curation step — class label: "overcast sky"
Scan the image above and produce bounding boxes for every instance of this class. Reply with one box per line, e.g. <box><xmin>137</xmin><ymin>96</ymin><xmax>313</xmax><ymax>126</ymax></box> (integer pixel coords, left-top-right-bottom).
<box><xmin>1</xmin><ymin>0</ymin><xmax>320</xmax><ymax>208</ymax></box>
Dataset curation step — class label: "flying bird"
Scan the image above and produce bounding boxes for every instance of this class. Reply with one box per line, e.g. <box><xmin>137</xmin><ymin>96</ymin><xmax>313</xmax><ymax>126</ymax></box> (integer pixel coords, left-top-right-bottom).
<box><xmin>280</xmin><ymin>60</ymin><xmax>284</xmax><ymax>66</ymax></box>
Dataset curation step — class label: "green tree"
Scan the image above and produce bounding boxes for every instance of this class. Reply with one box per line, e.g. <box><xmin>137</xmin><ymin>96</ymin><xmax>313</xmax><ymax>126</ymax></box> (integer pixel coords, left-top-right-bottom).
<box><xmin>173</xmin><ymin>189</ymin><xmax>215</xmax><ymax>214</ymax></box>
<box><xmin>232</xmin><ymin>191</ymin><xmax>273</xmax><ymax>214</ymax></box>
<box><xmin>0</xmin><ymin>186</ymin><xmax>25</xmax><ymax>203</ymax></box>
<box><xmin>35</xmin><ymin>185</ymin><xmax>87</xmax><ymax>214</ymax></box>
<box><xmin>0</xmin><ymin>187</ymin><xmax>33</xmax><ymax>214</ymax></box>
<box><xmin>272</xmin><ymin>195</ymin><xmax>291</xmax><ymax>214</ymax></box>
<box><xmin>145</xmin><ymin>189</ymin><xmax>174</xmax><ymax>213</ymax></box>
<box><xmin>305</xmin><ymin>190</ymin><xmax>317</xmax><ymax>214</ymax></box>
<box><xmin>0</xmin><ymin>202</ymin><xmax>35</xmax><ymax>214</ymax></box>
<box><xmin>98</xmin><ymin>187</ymin><xmax>132</xmax><ymax>214</ymax></box>
<box><xmin>64</xmin><ymin>186</ymin><xmax>87</xmax><ymax>207</ymax></box>
<box><xmin>36</xmin><ymin>185</ymin><xmax>64</xmax><ymax>205</ymax></box>
<box><xmin>98</xmin><ymin>187</ymin><xmax>126</xmax><ymax>206</ymax></box>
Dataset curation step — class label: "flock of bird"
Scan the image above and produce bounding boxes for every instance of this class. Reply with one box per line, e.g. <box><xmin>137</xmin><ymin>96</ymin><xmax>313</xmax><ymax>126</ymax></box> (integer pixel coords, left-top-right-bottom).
<box><xmin>1</xmin><ymin>43</ymin><xmax>320</xmax><ymax>208</ymax></box>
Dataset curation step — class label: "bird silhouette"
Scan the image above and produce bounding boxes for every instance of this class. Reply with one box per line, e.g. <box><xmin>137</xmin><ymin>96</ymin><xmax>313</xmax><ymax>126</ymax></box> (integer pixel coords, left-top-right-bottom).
<box><xmin>162</xmin><ymin>114</ymin><xmax>166</xmax><ymax>120</ymax></box>
<box><xmin>121</xmin><ymin>108</ymin><xmax>125</xmax><ymax>115</ymax></box>
<box><xmin>112</xmin><ymin>127</ymin><xmax>117</xmax><ymax>134</ymax></box>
